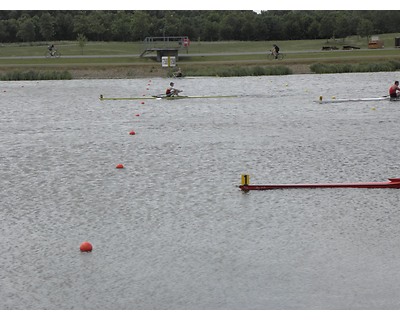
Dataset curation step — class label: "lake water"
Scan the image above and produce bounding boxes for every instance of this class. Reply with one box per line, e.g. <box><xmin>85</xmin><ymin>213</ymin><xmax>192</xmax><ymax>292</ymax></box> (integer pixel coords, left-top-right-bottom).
<box><xmin>1</xmin><ymin>72</ymin><xmax>400</xmax><ymax>310</ymax></box>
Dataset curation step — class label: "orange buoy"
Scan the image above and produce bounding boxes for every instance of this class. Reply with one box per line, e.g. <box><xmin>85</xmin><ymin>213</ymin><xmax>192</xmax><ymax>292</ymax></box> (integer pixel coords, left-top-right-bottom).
<box><xmin>80</xmin><ymin>242</ymin><xmax>93</xmax><ymax>252</ymax></box>
<box><xmin>129</xmin><ymin>130</ymin><xmax>136</xmax><ymax>135</ymax></box>
<box><xmin>116</xmin><ymin>164</ymin><xmax>124</xmax><ymax>169</ymax></box>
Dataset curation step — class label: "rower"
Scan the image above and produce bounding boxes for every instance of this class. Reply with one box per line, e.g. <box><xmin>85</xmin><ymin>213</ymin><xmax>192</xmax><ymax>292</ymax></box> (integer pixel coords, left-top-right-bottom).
<box><xmin>389</xmin><ymin>80</ymin><xmax>400</xmax><ymax>99</ymax></box>
<box><xmin>173</xmin><ymin>67</ymin><xmax>183</xmax><ymax>78</ymax></box>
<box><xmin>166</xmin><ymin>82</ymin><xmax>182</xmax><ymax>97</ymax></box>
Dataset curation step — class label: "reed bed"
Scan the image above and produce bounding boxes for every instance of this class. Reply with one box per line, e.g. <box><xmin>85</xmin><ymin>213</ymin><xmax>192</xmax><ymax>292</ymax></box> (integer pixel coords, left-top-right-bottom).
<box><xmin>172</xmin><ymin>65</ymin><xmax>292</xmax><ymax>77</ymax></box>
<box><xmin>310</xmin><ymin>60</ymin><xmax>400</xmax><ymax>74</ymax></box>
<box><xmin>0</xmin><ymin>70</ymin><xmax>72</xmax><ymax>80</ymax></box>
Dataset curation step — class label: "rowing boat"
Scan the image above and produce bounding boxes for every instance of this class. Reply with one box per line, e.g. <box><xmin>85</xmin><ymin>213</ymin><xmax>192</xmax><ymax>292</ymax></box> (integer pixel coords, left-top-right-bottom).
<box><xmin>316</xmin><ymin>96</ymin><xmax>400</xmax><ymax>104</ymax></box>
<box><xmin>239</xmin><ymin>175</ymin><xmax>400</xmax><ymax>190</ymax></box>
<box><xmin>99</xmin><ymin>95</ymin><xmax>154</xmax><ymax>100</ymax></box>
<box><xmin>154</xmin><ymin>94</ymin><xmax>238</xmax><ymax>100</ymax></box>
<box><xmin>99</xmin><ymin>94</ymin><xmax>238</xmax><ymax>101</ymax></box>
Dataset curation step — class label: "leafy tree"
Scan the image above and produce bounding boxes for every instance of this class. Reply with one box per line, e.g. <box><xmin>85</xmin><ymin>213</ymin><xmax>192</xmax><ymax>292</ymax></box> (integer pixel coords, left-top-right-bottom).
<box><xmin>160</xmin><ymin>12</ymin><xmax>180</xmax><ymax>36</ymax></box>
<box><xmin>111</xmin><ymin>11</ymin><xmax>132</xmax><ymax>41</ymax></box>
<box><xmin>179</xmin><ymin>15</ymin><xmax>201</xmax><ymax>40</ymax></box>
<box><xmin>282</xmin><ymin>12</ymin><xmax>304</xmax><ymax>40</ymax></box>
<box><xmin>77</xmin><ymin>33</ymin><xmax>87</xmax><ymax>54</ymax></box>
<box><xmin>357</xmin><ymin>19</ymin><xmax>374</xmax><ymax>42</ymax></box>
<box><xmin>54</xmin><ymin>12</ymin><xmax>75</xmax><ymax>40</ymax></box>
<box><xmin>39</xmin><ymin>12</ymin><xmax>55</xmax><ymax>40</ymax></box>
<box><xmin>201</xmin><ymin>20</ymin><xmax>219</xmax><ymax>41</ymax></box>
<box><xmin>85</xmin><ymin>11</ymin><xmax>108</xmax><ymax>41</ymax></box>
<box><xmin>16</xmin><ymin>17</ymin><xmax>36</xmax><ymax>42</ymax></box>
<box><xmin>219</xmin><ymin>18</ymin><xmax>234</xmax><ymax>40</ymax></box>
<box><xmin>3</xmin><ymin>18</ymin><xmax>18</xmax><ymax>42</ymax></box>
<box><xmin>319</xmin><ymin>13</ymin><xmax>335</xmax><ymax>40</ymax></box>
<box><xmin>334</xmin><ymin>13</ymin><xmax>352</xmax><ymax>41</ymax></box>
<box><xmin>73</xmin><ymin>12</ymin><xmax>91</xmax><ymax>37</ymax></box>
<box><xmin>130</xmin><ymin>11</ymin><xmax>151</xmax><ymax>41</ymax></box>
<box><xmin>0</xmin><ymin>10</ymin><xmax>399</xmax><ymax>43</ymax></box>
<box><xmin>239</xmin><ymin>20</ymin><xmax>256</xmax><ymax>41</ymax></box>
<box><xmin>308</xmin><ymin>20</ymin><xmax>320</xmax><ymax>39</ymax></box>
<box><xmin>260</xmin><ymin>13</ymin><xmax>284</xmax><ymax>40</ymax></box>
<box><xmin>0</xmin><ymin>20</ymin><xmax>9</xmax><ymax>42</ymax></box>
<box><xmin>373</xmin><ymin>11</ymin><xmax>397</xmax><ymax>34</ymax></box>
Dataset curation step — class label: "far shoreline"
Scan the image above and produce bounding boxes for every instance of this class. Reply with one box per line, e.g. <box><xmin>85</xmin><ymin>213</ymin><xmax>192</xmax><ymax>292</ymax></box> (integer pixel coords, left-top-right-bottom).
<box><xmin>69</xmin><ymin>63</ymin><xmax>312</xmax><ymax>79</ymax></box>
<box><xmin>2</xmin><ymin>59</ymin><xmax>400</xmax><ymax>80</ymax></box>
<box><xmin>0</xmin><ymin>63</ymin><xmax>313</xmax><ymax>80</ymax></box>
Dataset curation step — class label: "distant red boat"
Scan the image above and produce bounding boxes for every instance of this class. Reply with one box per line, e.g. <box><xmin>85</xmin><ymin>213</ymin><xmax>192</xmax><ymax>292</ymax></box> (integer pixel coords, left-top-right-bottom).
<box><xmin>239</xmin><ymin>176</ymin><xmax>400</xmax><ymax>191</ymax></box>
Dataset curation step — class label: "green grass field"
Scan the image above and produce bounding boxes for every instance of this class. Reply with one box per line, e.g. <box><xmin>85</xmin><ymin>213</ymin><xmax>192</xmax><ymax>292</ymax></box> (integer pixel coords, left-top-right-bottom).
<box><xmin>1</xmin><ymin>33</ymin><xmax>399</xmax><ymax>56</ymax></box>
<box><xmin>1</xmin><ymin>33</ymin><xmax>399</xmax><ymax>78</ymax></box>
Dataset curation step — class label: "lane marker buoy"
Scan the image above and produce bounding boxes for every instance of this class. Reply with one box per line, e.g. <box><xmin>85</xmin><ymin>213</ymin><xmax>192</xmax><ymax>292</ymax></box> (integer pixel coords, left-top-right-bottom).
<box><xmin>80</xmin><ymin>242</ymin><xmax>93</xmax><ymax>252</ymax></box>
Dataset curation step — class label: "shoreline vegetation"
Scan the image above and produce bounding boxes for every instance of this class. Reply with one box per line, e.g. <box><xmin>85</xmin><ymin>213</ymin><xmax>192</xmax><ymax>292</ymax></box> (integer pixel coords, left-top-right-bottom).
<box><xmin>1</xmin><ymin>35</ymin><xmax>400</xmax><ymax>80</ymax></box>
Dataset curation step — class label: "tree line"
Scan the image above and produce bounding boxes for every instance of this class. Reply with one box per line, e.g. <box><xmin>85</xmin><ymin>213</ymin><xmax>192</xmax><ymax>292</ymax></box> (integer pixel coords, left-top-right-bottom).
<box><xmin>0</xmin><ymin>10</ymin><xmax>398</xmax><ymax>43</ymax></box>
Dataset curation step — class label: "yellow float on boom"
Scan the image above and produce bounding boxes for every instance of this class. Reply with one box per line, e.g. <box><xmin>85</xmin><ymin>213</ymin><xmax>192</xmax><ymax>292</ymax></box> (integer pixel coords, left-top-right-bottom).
<box><xmin>241</xmin><ymin>174</ymin><xmax>250</xmax><ymax>186</ymax></box>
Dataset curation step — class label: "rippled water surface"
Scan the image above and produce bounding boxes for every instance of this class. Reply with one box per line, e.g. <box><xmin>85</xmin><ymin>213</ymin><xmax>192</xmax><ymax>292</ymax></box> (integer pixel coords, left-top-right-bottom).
<box><xmin>1</xmin><ymin>73</ymin><xmax>400</xmax><ymax>309</ymax></box>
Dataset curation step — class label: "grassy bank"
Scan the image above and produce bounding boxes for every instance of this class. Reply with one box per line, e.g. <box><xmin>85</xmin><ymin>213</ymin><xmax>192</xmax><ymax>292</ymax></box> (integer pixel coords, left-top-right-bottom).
<box><xmin>310</xmin><ymin>60</ymin><xmax>400</xmax><ymax>74</ymax></box>
<box><xmin>1</xmin><ymin>33</ymin><xmax>399</xmax><ymax>56</ymax></box>
<box><xmin>1</xmin><ymin>34</ymin><xmax>400</xmax><ymax>79</ymax></box>
<box><xmin>166</xmin><ymin>65</ymin><xmax>292</xmax><ymax>77</ymax></box>
<box><xmin>0</xmin><ymin>70</ymin><xmax>72</xmax><ymax>80</ymax></box>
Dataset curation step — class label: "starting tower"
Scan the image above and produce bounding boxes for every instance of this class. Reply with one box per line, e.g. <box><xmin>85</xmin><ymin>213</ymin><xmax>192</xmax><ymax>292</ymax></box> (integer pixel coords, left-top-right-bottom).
<box><xmin>140</xmin><ymin>36</ymin><xmax>190</xmax><ymax>61</ymax></box>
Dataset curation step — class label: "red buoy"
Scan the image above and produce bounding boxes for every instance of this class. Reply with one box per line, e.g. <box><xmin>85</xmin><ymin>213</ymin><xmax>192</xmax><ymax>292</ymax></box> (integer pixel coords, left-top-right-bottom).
<box><xmin>135</xmin><ymin>114</ymin><xmax>140</xmax><ymax>117</ymax></box>
<box><xmin>80</xmin><ymin>242</ymin><xmax>93</xmax><ymax>252</ymax></box>
<box><xmin>141</xmin><ymin>101</ymin><xmax>145</xmax><ymax>104</ymax></box>
<box><xmin>129</xmin><ymin>130</ymin><xmax>136</xmax><ymax>135</ymax></box>
<box><xmin>116</xmin><ymin>164</ymin><xmax>124</xmax><ymax>169</ymax></box>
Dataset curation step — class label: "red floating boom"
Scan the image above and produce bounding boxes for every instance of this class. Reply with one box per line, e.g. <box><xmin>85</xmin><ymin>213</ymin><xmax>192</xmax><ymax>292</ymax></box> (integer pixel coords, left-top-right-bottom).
<box><xmin>239</xmin><ymin>176</ymin><xmax>400</xmax><ymax>191</ymax></box>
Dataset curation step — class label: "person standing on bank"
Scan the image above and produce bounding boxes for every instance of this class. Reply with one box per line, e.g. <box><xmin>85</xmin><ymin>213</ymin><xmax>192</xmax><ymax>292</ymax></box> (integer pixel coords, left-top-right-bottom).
<box><xmin>173</xmin><ymin>67</ymin><xmax>183</xmax><ymax>78</ymax></box>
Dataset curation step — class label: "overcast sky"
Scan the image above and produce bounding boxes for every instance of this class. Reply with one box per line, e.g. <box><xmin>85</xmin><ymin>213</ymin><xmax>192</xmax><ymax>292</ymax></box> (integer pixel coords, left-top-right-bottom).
<box><xmin>1</xmin><ymin>1</ymin><xmax>390</xmax><ymax>10</ymax></box>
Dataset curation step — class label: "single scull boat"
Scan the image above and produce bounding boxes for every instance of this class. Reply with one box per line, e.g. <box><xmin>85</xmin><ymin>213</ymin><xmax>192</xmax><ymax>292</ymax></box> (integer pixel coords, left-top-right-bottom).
<box><xmin>316</xmin><ymin>96</ymin><xmax>400</xmax><ymax>104</ymax></box>
<box><xmin>239</xmin><ymin>175</ymin><xmax>400</xmax><ymax>190</ymax></box>
<box><xmin>99</xmin><ymin>94</ymin><xmax>238</xmax><ymax>101</ymax></box>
